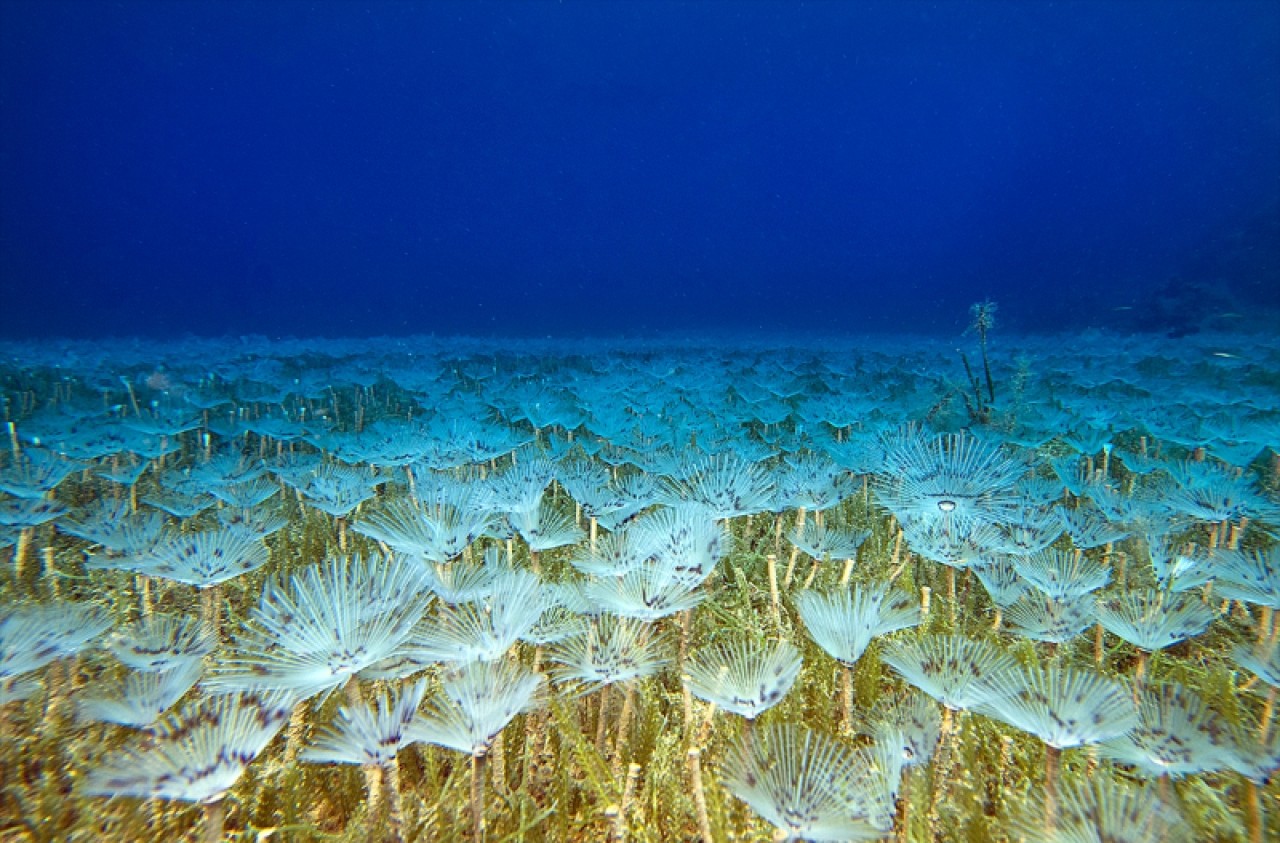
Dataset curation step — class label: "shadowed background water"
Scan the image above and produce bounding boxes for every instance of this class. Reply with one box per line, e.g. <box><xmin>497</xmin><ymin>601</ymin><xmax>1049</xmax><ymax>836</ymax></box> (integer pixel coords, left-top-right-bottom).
<box><xmin>1</xmin><ymin>0</ymin><xmax>1277</xmax><ymax>339</ymax></box>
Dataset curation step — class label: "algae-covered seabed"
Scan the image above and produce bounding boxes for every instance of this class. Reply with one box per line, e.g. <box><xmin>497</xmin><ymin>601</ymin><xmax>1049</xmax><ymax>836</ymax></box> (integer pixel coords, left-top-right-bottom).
<box><xmin>1</xmin><ymin>330</ymin><xmax>1277</xmax><ymax>842</ymax></box>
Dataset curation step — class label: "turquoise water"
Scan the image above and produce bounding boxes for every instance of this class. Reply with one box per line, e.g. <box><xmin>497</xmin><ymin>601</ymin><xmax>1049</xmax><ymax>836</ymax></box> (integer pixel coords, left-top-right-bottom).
<box><xmin>0</xmin><ymin>328</ymin><xmax>1277</xmax><ymax>841</ymax></box>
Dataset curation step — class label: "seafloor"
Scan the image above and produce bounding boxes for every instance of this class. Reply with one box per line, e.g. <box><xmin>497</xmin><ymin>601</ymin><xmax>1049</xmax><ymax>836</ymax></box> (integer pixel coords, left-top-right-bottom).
<box><xmin>0</xmin><ymin>329</ymin><xmax>1278</xmax><ymax>842</ymax></box>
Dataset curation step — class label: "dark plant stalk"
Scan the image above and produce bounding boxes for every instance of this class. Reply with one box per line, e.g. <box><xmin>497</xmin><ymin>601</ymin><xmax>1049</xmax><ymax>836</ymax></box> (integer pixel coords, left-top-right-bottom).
<box><xmin>979</xmin><ymin>333</ymin><xmax>995</xmax><ymax>404</ymax></box>
<box><xmin>946</xmin><ymin>566</ymin><xmax>957</xmax><ymax>623</ymax></box>
<box><xmin>840</xmin><ymin>664</ymin><xmax>854</xmax><ymax>733</ymax></box>
<box><xmin>385</xmin><ymin>758</ymin><xmax>406</xmax><ymax>843</ymax></box>
<box><xmin>960</xmin><ymin>353</ymin><xmax>983</xmax><ymax>410</ymax></box>
<box><xmin>680</xmin><ymin>609</ymin><xmax>694</xmax><ymax>744</ymax></box>
<box><xmin>1246</xmin><ymin>778</ymin><xmax>1263</xmax><ymax>843</ymax></box>
<box><xmin>782</xmin><ymin>546</ymin><xmax>801</xmax><ymax>591</ymax></box>
<box><xmin>613</xmin><ymin>681</ymin><xmax>636</xmax><ymax>779</ymax></box>
<box><xmin>283</xmin><ymin>697</ymin><xmax>311</xmax><ymax>764</ymax></box>
<box><xmin>202</xmin><ymin>584</ymin><xmax>223</xmax><ymax>640</ymax></box>
<box><xmin>959</xmin><ymin>353</ymin><xmax>990</xmax><ymax>424</ymax></box>
<box><xmin>490</xmin><ymin>732</ymin><xmax>506</xmax><ymax>796</ymax></box>
<box><xmin>42</xmin><ymin>547</ymin><xmax>58</xmax><ymax>598</ymax></box>
<box><xmin>613</xmin><ymin>762</ymin><xmax>642</xmax><ymax>843</ymax></box>
<box><xmin>363</xmin><ymin>762</ymin><xmax>387</xmax><ymax>841</ymax></box>
<box><xmin>1044</xmin><ymin>745</ymin><xmax>1060</xmax><ymax>834</ymax></box>
<box><xmin>687</xmin><ymin>748</ymin><xmax>713</xmax><ymax>843</ymax></box>
<box><xmin>203</xmin><ymin>799</ymin><xmax>226</xmax><ymax>843</ymax></box>
<box><xmin>897</xmin><ymin>766</ymin><xmax>914</xmax><ymax>843</ymax></box>
<box><xmin>520</xmin><ymin>646</ymin><xmax>546</xmax><ymax>793</ymax></box>
<box><xmin>766</xmin><ymin>553</ymin><xmax>782</xmax><ymax>631</ymax></box>
<box><xmin>927</xmin><ymin>707</ymin><xmax>957</xmax><ymax>840</ymax></box>
<box><xmin>595</xmin><ymin>684</ymin><xmax>612</xmax><ymax>752</ymax></box>
<box><xmin>742</xmin><ymin>716</ymin><xmax>756</xmax><ymax>758</ymax></box>
<box><xmin>14</xmin><ymin>527</ymin><xmax>32</xmax><ymax>590</ymax></box>
<box><xmin>472</xmin><ymin>751</ymin><xmax>486</xmax><ymax>841</ymax></box>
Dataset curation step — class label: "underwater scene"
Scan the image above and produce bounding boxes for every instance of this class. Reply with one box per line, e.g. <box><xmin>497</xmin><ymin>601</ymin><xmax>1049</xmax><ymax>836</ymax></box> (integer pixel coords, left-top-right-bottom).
<box><xmin>2</xmin><ymin>1</ymin><xmax>1280</xmax><ymax>842</ymax></box>
<box><xmin>1</xmin><ymin>326</ymin><xmax>1278</xmax><ymax>842</ymax></box>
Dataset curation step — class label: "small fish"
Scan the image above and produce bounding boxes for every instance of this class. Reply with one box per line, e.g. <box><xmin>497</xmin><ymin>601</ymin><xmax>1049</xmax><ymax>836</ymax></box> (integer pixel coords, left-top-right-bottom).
<box><xmin>1110</xmin><ymin>306</ymin><xmax>1133</xmax><ymax>311</ymax></box>
<box><xmin>1211</xmin><ymin>351</ymin><xmax>1240</xmax><ymax>359</ymax></box>
<box><xmin>1213</xmin><ymin>312</ymin><xmax>1244</xmax><ymax>319</ymax></box>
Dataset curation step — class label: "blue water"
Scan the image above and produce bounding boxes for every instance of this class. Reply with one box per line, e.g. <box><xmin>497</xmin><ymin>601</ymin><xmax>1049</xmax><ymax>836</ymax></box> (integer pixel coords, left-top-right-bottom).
<box><xmin>1</xmin><ymin>0</ymin><xmax>1277</xmax><ymax>340</ymax></box>
<box><xmin>3</xmin><ymin>7</ymin><xmax>1280</xmax><ymax>839</ymax></box>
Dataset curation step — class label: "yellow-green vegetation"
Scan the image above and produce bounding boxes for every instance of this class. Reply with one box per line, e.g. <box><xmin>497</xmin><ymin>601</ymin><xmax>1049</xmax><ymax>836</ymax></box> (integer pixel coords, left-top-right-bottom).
<box><xmin>0</xmin><ymin>329</ymin><xmax>1278</xmax><ymax>843</ymax></box>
